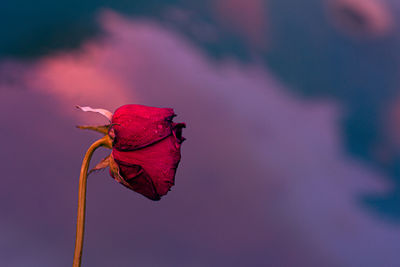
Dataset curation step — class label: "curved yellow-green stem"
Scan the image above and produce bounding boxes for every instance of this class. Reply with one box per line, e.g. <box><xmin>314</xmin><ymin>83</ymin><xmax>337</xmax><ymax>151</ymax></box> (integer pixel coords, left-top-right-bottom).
<box><xmin>73</xmin><ymin>135</ymin><xmax>112</xmax><ymax>267</ymax></box>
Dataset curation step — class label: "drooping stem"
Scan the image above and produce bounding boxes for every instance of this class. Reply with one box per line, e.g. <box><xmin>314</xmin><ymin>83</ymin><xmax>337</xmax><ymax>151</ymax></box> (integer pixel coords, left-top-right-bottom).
<box><xmin>73</xmin><ymin>135</ymin><xmax>112</xmax><ymax>267</ymax></box>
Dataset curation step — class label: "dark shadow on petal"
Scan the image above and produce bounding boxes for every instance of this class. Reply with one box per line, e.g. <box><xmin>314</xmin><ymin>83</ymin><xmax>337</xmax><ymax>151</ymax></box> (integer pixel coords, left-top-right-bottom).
<box><xmin>117</xmin><ymin>162</ymin><xmax>161</xmax><ymax>201</ymax></box>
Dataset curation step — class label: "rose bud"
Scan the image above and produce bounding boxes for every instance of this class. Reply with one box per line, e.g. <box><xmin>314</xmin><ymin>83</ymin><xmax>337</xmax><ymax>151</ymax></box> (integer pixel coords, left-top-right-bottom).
<box><xmin>109</xmin><ymin>104</ymin><xmax>185</xmax><ymax>201</ymax></box>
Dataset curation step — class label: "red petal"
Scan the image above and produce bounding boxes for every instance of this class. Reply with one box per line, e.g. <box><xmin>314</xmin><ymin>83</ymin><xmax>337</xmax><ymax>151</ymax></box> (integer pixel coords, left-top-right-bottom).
<box><xmin>112</xmin><ymin>135</ymin><xmax>182</xmax><ymax>199</ymax></box>
<box><xmin>111</xmin><ymin>104</ymin><xmax>175</xmax><ymax>151</ymax></box>
<box><xmin>110</xmin><ymin>164</ymin><xmax>161</xmax><ymax>201</ymax></box>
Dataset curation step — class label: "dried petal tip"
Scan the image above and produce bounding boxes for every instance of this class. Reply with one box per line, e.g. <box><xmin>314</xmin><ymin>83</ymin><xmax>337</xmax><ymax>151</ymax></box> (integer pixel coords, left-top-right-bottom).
<box><xmin>173</xmin><ymin>122</ymin><xmax>186</xmax><ymax>144</ymax></box>
<box><xmin>76</xmin><ymin>105</ymin><xmax>113</xmax><ymax>121</ymax></box>
<box><xmin>88</xmin><ymin>155</ymin><xmax>111</xmax><ymax>175</ymax></box>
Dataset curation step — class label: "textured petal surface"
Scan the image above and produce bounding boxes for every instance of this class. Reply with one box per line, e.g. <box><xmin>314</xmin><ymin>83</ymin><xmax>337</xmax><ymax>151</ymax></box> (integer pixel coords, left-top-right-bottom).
<box><xmin>111</xmin><ymin>104</ymin><xmax>175</xmax><ymax>150</ymax></box>
<box><xmin>112</xmin><ymin>135</ymin><xmax>182</xmax><ymax>199</ymax></box>
<box><xmin>109</xmin><ymin>104</ymin><xmax>185</xmax><ymax>200</ymax></box>
<box><xmin>109</xmin><ymin>162</ymin><xmax>161</xmax><ymax>200</ymax></box>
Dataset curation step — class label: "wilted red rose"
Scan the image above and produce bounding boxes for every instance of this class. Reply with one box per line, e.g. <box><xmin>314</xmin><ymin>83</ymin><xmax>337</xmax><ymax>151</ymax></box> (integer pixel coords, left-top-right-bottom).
<box><xmin>109</xmin><ymin>104</ymin><xmax>185</xmax><ymax>200</ymax></box>
<box><xmin>73</xmin><ymin>104</ymin><xmax>185</xmax><ymax>267</ymax></box>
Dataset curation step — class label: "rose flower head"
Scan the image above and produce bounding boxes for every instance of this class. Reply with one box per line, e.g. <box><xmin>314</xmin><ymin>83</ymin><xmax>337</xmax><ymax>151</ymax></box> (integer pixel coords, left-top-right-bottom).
<box><xmin>77</xmin><ymin>104</ymin><xmax>185</xmax><ymax>200</ymax></box>
<box><xmin>110</xmin><ymin>105</ymin><xmax>185</xmax><ymax>200</ymax></box>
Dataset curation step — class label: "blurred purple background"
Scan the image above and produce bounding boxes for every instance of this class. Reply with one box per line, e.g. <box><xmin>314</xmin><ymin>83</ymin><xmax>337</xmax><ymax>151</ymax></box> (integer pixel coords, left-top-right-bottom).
<box><xmin>1</xmin><ymin>0</ymin><xmax>400</xmax><ymax>266</ymax></box>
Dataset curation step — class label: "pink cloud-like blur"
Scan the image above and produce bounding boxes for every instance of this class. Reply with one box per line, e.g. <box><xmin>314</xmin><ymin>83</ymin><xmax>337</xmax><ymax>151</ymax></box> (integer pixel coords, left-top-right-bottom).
<box><xmin>1</xmin><ymin>9</ymin><xmax>400</xmax><ymax>267</ymax></box>
<box><xmin>325</xmin><ymin>0</ymin><xmax>394</xmax><ymax>38</ymax></box>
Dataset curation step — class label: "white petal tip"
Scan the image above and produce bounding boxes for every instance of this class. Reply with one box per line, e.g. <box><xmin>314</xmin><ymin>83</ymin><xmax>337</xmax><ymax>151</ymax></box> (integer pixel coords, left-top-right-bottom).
<box><xmin>76</xmin><ymin>105</ymin><xmax>113</xmax><ymax>121</ymax></box>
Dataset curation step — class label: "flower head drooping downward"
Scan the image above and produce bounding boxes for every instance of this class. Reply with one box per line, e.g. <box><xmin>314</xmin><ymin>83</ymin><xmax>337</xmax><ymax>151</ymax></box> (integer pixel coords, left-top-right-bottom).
<box><xmin>73</xmin><ymin>104</ymin><xmax>185</xmax><ymax>267</ymax></box>
<box><xmin>78</xmin><ymin>104</ymin><xmax>185</xmax><ymax>200</ymax></box>
<box><xmin>110</xmin><ymin>105</ymin><xmax>186</xmax><ymax>200</ymax></box>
